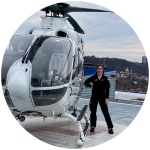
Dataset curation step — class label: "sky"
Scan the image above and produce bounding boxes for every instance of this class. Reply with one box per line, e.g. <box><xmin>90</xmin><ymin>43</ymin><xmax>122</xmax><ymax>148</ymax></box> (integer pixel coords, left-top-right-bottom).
<box><xmin>14</xmin><ymin>1</ymin><xmax>146</xmax><ymax>63</ymax></box>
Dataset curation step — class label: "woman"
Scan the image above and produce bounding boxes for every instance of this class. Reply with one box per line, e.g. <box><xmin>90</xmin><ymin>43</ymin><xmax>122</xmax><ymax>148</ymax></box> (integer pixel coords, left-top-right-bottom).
<box><xmin>84</xmin><ymin>65</ymin><xmax>114</xmax><ymax>134</ymax></box>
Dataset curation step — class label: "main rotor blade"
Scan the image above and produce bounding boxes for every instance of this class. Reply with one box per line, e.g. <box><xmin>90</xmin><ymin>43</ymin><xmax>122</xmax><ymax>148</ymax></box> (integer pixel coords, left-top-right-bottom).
<box><xmin>61</xmin><ymin>6</ymin><xmax>113</xmax><ymax>13</ymax></box>
<box><xmin>41</xmin><ymin>3</ymin><xmax>113</xmax><ymax>15</ymax></box>
<box><xmin>57</xmin><ymin>2</ymin><xmax>70</xmax><ymax>7</ymax></box>
<box><xmin>64</xmin><ymin>14</ymin><xmax>85</xmax><ymax>34</ymax></box>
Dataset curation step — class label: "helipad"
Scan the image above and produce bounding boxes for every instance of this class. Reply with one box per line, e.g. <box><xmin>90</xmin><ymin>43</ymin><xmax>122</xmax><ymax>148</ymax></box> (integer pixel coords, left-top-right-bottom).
<box><xmin>19</xmin><ymin>116</ymin><xmax>127</xmax><ymax>148</ymax></box>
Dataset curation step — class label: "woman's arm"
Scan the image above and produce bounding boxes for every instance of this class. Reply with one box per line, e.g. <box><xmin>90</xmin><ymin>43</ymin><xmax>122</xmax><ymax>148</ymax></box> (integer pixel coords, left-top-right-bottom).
<box><xmin>84</xmin><ymin>76</ymin><xmax>93</xmax><ymax>88</ymax></box>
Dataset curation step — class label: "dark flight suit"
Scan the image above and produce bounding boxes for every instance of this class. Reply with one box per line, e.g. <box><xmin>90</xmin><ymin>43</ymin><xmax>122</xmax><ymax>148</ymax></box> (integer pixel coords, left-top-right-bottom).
<box><xmin>84</xmin><ymin>73</ymin><xmax>113</xmax><ymax>129</ymax></box>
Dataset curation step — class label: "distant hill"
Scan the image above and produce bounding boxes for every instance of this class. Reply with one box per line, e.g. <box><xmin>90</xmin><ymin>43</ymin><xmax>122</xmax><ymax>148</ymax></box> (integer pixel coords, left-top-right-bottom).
<box><xmin>84</xmin><ymin>56</ymin><xmax>149</xmax><ymax>76</ymax></box>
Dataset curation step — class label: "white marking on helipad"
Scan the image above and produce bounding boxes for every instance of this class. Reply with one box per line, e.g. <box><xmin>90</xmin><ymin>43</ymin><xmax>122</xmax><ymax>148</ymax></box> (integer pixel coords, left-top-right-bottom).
<box><xmin>19</xmin><ymin>116</ymin><xmax>127</xmax><ymax>148</ymax></box>
<box><xmin>107</xmin><ymin>101</ymin><xmax>141</xmax><ymax>106</ymax></box>
<box><xmin>79</xmin><ymin>98</ymin><xmax>142</xmax><ymax>107</ymax></box>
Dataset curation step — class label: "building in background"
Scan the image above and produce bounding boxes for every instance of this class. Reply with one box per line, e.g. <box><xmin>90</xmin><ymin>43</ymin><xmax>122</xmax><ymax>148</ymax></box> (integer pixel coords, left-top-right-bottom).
<box><xmin>142</xmin><ymin>56</ymin><xmax>148</xmax><ymax>64</ymax></box>
<box><xmin>146</xmin><ymin>58</ymin><xmax>149</xmax><ymax>64</ymax></box>
<box><xmin>125</xmin><ymin>67</ymin><xmax>129</xmax><ymax>76</ymax></box>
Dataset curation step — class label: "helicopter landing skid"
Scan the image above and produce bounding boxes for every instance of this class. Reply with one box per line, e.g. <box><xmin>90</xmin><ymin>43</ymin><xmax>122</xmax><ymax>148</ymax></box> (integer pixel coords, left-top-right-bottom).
<box><xmin>62</xmin><ymin>105</ymin><xmax>89</xmax><ymax>146</ymax></box>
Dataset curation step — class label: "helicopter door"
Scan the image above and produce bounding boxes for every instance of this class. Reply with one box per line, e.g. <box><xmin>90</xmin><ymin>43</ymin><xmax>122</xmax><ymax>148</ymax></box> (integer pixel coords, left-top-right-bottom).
<box><xmin>29</xmin><ymin>37</ymin><xmax>72</xmax><ymax>87</ymax></box>
<box><xmin>71</xmin><ymin>48</ymin><xmax>83</xmax><ymax>101</ymax></box>
<box><xmin>2</xmin><ymin>35</ymin><xmax>34</xmax><ymax>86</ymax></box>
<box><xmin>77</xmin><ymin>51</ymin><xmax>84</xmax><ymax>97</ymax></box>
<box><xmin>72</xmin><ymin>48</ymin><xmax>79</xmax><ymax>80</ymax></box>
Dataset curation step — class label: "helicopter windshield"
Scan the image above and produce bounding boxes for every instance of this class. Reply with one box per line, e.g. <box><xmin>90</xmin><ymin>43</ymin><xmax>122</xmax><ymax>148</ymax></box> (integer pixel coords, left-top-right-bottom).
<box><xmin>28</xmin><ymin>36</ymin><xmax>73</xmax><ymax>87</ymax></box>
<box><xmin>5</xmin><ymin>35</ymin><xmax>34</xmax><ymax>54</ymax></box>
<box><xmin>1</xmin><ymin>35</ymin><xmax>34</xmax><ymax>86</ymax></box>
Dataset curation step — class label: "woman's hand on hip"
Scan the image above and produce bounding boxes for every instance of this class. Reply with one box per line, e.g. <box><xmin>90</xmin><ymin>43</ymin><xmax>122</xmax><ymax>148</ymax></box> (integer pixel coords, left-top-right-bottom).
<box><xmin>105</xmin><ymin>98</ymin><xmax>109</xmax><ymax>105</ymax></box>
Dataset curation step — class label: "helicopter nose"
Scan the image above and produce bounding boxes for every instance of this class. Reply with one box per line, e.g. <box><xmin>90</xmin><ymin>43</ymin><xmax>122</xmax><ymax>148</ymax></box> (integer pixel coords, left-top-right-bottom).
<box><xmin>7</xmin><ymin>70</ymin><xmax>29</xmax><ymax>98</ymax></box>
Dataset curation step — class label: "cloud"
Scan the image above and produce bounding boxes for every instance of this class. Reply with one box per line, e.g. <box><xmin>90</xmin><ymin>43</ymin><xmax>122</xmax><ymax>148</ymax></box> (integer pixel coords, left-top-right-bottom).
<box><xmin>83</xmin><ymin>38</ymin><xmax>145</xmax><ymax>62</ymax></box>
<box><xmin>14</xmin><ymin>1</ymin><xmax>146</xmax><ymax>62</ymax></box>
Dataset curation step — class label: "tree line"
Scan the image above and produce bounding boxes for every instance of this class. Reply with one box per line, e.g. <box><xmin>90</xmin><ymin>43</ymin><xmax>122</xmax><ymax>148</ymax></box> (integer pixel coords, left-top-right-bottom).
<box><xmin>84</xmin><ymin>56</ymin><xmax>148</xmax><ymax>76</ymax></box>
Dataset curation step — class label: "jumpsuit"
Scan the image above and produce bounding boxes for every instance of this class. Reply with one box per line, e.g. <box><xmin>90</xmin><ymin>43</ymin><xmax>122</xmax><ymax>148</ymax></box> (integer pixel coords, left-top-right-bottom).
<box><xmin>84</xmin><ymin>73</ymin><xmax>113</xmax><ymax>129</ymax></box>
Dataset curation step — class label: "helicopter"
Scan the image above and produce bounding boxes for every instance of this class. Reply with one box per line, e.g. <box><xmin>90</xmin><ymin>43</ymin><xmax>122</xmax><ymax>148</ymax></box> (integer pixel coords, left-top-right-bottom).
<box><xmin>1</xmin><ymin>3</ymin><xmax>113</xmax><ymax>145</ymax></box>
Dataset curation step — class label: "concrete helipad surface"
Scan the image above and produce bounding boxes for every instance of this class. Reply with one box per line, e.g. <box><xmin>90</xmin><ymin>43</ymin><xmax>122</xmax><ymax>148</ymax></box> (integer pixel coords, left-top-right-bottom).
<box><xmin>18</xmin><ymin>94</ymin><xmax>143</xmax><ymax>149</ymax></box>
<box><xmin>19</xmin><ymin>116</ymin><xmax>127</xmax><ymax>149</ymax></box>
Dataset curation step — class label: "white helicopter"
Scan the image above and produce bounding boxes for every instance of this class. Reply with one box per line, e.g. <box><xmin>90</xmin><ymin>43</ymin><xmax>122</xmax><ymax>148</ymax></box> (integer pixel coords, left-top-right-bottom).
<box><xmin>2</xmin><ymin>3</ymin><xmax>112</xmax><ymax>145</ymax></box>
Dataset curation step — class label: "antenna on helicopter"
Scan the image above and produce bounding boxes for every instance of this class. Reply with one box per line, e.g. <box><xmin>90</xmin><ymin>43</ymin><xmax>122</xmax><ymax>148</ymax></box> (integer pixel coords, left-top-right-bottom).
<box><xmin>41</xmin><ymin>3</ymin><xmax>113</xmax><ymax>34</ymax></box>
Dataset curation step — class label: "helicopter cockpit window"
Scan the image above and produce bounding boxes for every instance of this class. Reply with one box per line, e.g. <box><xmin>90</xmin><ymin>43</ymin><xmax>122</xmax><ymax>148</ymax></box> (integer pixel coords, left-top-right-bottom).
<box><xmin>28</xmin><ymin>37</ymin><xmax>72</xmax><ymax>87</ymax></box>
<box><xmin>1</xmin><ymin>35</ymin><xmax>34</xmax><ymax>86</ymax></box>
<box><xmin>5</xmin><ymin>35</ymin><xmax>33</xmax><ymax>54</ymax></box>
